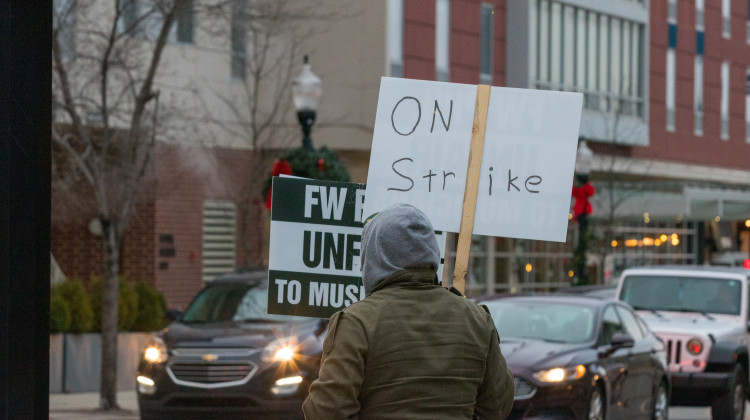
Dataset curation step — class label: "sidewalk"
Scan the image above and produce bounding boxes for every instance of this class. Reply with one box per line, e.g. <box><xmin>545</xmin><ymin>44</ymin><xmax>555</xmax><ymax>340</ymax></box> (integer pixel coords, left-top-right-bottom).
<box><xmin>49</xmin><ymin>391</ymin><xmax>139</xmax><ymax>420</ymax></box>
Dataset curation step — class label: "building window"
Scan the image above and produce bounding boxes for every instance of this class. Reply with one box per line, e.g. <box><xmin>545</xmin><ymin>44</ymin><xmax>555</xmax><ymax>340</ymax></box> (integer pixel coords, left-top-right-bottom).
<box><xmin>538</xmin><ymin>0</ymin><xmax>550</xmax><ymax>83</ymax></box>
<box><xmin>666</xmin><ymin>0</ymin><xmax>677</xmax><ymax>131</ymax></box>
<box><xmin>530</xmin><ymin>1</ymin><xmax>644</xmax><ymax>117</ymax></box>
<box><xmin>202</xmin><ymin>200</ymin><xmax>237</xmax><ymax>282</ymax></box>
<box><xmin>480</xmin><ymin>3</ymin><xmax>495</xmax><ymax>85</ymax></box>
<box><xmin>549</xmin><ymin>2</ymin><xmax>562</xmax><ymax>86</ymax></box>
<box><xmin>723</xmin><ymin>0</ymin><xmax>731</xmax><ymax>38</ymax></box>
<box><xmin>118</xmin><ymin>0</ymin><xmax>138</xmax><ymax>35</ymax></box>
<box><xmin>694</xmin><ymin>56</ymin><xmax>704</xmax><ymax>135</ymax></box>
<box><xmin>721</xmin><ymin>61</ymin><xmax>730</xmax><ymax>139</ymax></box>
<box><xmin>230</xmin><ymin>0</ymin><xmax>247</xmax><ymax>80</ymax></box>
<box><xmin>53</xmin><ymin>0</ymin><xmax>76</xmax><ymax>62</ymax></box>
<box><xmin>562</xmin><ymin>5</ymin><xmax>575</xmax><ymax>88</ymax></box>
<box><xmin>610</xmin><ymin>18</ymin><xmax>622</xmax><ymax>103</ymax></box>
<box><xmin>574</xmin><ymin>8</ymin><xmax>586</xmax><ymax>90</ymax></box>
<box><xmin>666</xmin><ymin>50</ymin><xmax>676</xmax><ymax>131</ymax></box>
<box><xmin>746</xmin><ymin>68</ymin><xmax>750</xmax><ymax>141</ymax></box>
<box><xmin>171</xmin><ymin>0</ymin><xmax>193</xmax><ymax>44</ymax></box>
<box><xmin>436</xmin><ymin>0</ymin><xmax>450</xmax><ymax>82</ymax></box>
<box><xmin>695</xmin><ymin>0</ymin><xmax>705</xmax><ymax>135</ymax></box>
<box><xmin>388</xmin><ymin>0</ymin><xmax>404</xmax><ymax>77</ymax></box>
<box><xmin>117</xmin><ymin>0</ymin><xmax>164</xmax><ymax>40</ymax></box>
<box><xmin>668</xmin><ymin>0</ymin><xmax>677</xmax><ymax>21</ymax></box>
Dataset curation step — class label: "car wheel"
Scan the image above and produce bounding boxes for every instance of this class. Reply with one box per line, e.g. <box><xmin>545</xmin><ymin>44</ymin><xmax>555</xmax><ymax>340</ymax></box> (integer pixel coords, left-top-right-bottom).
<box><xmin>711</xmin><ymin>365</ymin><xmax>746</xmax><ymax>420</ymax></box>
<box><xmin>652</xmin><ymin>380</ymin><xmax>669</xmax><ymax>420</ymax></box>
<box><xmin>587</xmin><ymin>385</ymin><xmax>604</xmax><ymax>420</ymax></box>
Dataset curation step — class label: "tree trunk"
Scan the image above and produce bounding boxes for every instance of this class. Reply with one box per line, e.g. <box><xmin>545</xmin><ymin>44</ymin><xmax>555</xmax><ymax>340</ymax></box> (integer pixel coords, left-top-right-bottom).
<box><xmin>99</xmin><ymin>219</ymin><xmax>120</xmax><ymax>410</ymax></box>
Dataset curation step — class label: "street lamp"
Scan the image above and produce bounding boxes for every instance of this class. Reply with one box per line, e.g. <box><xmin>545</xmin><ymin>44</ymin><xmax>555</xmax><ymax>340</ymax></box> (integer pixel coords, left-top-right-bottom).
<box><xmin>571</xmin><ymin>140</ymin><xmax>595</xmax><ymax>285</ymax></box>
<box><xmin>292</xmin><ymin>55</ymin><xmax>322</xmax><ymax>151</ymax></box>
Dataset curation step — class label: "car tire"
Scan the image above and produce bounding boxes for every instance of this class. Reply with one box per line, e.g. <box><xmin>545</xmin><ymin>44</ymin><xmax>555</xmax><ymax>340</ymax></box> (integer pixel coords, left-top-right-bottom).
<box><xmin>652</xmin><ymin>380</ymin><xmax>669</xmax><ymax>420</ymax></box>
<box><xmin>586</xmin><ymin>385</ymin><xmax>604</xmax><ymax>420</ymax></box>
<box><xmin>711</xmin><ymin>365</ymin><xmax>746</xmax><ymax>420</ymax></box>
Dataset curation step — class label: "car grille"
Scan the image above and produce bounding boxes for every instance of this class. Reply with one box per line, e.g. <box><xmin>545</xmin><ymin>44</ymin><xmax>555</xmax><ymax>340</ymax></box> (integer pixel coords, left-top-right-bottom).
<box><xmin>666</xmin><ymin>339</ymin><xmax>682</xmax><ymax>366</ymax></box>
<box><xmin>170</xmin><ymin>361</ymin><xmax>254</xmax><ymax>383</ymax></box>
<box><xmin>167</xmin><ymin>348</ymin><xmax>259</xmax><ymax>389</ymax></box>
<box><xmin>514</xmin><ymin>377</ymin><xmax>536</xmax><ymax>398</ymax></box>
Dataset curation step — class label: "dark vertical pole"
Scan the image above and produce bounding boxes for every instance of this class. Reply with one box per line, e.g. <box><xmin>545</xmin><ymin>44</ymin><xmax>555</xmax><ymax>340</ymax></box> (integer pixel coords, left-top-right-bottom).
<box><xmin>0</xmin><ymin>2</ymin><xmax>52</xmax><ymax>419</ymax></box>
<box><xmin>577</xmin><ymin>213</ymin><xmax>589</xmax><ymax>285</ymax></box>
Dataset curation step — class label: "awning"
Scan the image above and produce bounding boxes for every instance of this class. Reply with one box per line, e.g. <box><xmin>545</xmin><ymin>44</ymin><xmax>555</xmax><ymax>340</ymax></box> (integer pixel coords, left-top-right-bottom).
<box><xmin>589</xmin><ymin>185</ymin><xmax>750</xmax><ymax>222</ymax></box>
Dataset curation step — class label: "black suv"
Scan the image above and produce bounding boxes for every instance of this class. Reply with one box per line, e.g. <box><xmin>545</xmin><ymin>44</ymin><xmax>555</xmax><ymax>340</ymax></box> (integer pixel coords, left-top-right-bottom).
<box><xmin>136</xmin><ymin>270</ymin><xmax>327</xmax><ymax>420</ymax></box>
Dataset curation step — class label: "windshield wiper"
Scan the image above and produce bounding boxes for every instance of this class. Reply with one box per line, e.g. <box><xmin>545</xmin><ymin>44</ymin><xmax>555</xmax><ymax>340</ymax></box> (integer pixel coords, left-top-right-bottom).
<box><xmin>674</xmin><ymin>308</ymin><xmax>715</xmax><ymax>321</ymax></box>
<box><xmin>632</xmin><ymin>306</ymin><xmax>664</xmax><ymax>318</ymax></box>
<box><xmin>512</xmin><ymin>336</ymin><xmax>569</xmax><ymax>344</ymax></box>
<box><xmin>236</xmin><ymin>318</ymin><xmax>285</xmax><ymax>323</ymax></box>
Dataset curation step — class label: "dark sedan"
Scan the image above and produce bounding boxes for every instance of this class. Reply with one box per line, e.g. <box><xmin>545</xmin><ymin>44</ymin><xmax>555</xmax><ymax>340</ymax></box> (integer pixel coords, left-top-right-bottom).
<box><xmin>136</xmin><ymin>270</ymin><xmax>327</xmax><ymax>420</ymax></box>
<box><xmin>478</xmin><ymin>295</ymin><xmax>669</xmax><ymax>420</ymax></box>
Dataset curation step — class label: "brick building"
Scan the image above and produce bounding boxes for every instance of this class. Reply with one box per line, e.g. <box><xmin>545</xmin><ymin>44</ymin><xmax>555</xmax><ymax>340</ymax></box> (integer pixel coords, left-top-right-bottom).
<box><xmin>52</xmin><ymin>0</ymin><xmax>750</xmax><ymax>307</ymax></box>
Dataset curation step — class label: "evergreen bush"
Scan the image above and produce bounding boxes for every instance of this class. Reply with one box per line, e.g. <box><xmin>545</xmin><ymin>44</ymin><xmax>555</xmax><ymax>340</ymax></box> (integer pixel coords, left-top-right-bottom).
<box><xmin>263</xmin><ymin>146</ymin><xmax>351</xmax><ymax>198</ymax></box>
<box><xmin>88</xmin><ymin>276</ymin><xmax>139</xmax><ymax>331</ymax></box>
<box><xmin>56</xmin><ymin>278</ymin><xmax>95</xmax><ymax>333</ymax></box>
<box><xmin>132</xmin><ymin>281</ymin><xmax>167</xmax><ymax>331</ymax></box>
<box><xmin>50</xmin><ymin>286</ymin><xmax>72</xmax><ymax>333</ymax></box>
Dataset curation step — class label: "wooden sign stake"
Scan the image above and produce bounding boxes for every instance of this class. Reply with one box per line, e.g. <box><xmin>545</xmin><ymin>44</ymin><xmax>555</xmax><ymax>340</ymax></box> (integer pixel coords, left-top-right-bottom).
<box><xmin>452</xmin><ymin>84</ymin><xmax>491</xmax><ymax>295</ymax></box>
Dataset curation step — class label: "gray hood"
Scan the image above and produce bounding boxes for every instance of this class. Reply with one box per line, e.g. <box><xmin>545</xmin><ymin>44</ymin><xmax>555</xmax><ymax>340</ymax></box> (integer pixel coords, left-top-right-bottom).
<box><xmin>361</xmin><ymin>203</ymin><xmax>440</xmax><ymax>294</ymax></box>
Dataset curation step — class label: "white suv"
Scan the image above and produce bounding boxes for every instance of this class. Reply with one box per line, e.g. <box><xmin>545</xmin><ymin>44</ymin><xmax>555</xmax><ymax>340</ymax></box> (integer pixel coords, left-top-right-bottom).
<box><xmin>615</xmin><ymin>265</ymin><xmax>750</xmax><ymax>420</ymax></box>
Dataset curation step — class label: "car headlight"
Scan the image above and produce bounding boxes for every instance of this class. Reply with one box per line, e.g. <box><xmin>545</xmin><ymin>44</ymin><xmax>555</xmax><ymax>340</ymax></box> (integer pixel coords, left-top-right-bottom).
<box><xmin>262</xmin><ymin>339</ymin><xmax>299</xmax><ymax>363</ymax></box>
<box><xmin>142</xmin><ymin>336</ymin><xmax>168</xmax><ymax>363</ymax></box>
<box><xmin>271</xmin><ymin>375</ymin><xmax>304</xmax><ymax>396</ymax></box>
<box><xmin>686</xmin><ymin>338</ymin><xmax>704</xmax><ymax>355</ymax></box>
<box><xmin>533</xmin><ymin>365</ymin><xmax>586</xmax><ymax>383</ymax></box>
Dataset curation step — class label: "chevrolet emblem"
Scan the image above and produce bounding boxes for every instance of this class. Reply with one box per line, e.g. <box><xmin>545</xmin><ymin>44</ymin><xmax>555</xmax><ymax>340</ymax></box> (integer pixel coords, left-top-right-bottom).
<box><xmin>202</xmin><ymin>354</ymin><xmax>218</xmax><ymax>362</ymax></box>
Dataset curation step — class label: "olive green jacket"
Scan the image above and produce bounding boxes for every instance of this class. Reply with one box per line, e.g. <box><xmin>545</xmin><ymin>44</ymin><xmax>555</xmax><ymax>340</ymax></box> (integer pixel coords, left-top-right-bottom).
<box><xmin>302</xmin><ymin>269</ymin><xmax>514</xmax><ymax>420</ymax></box>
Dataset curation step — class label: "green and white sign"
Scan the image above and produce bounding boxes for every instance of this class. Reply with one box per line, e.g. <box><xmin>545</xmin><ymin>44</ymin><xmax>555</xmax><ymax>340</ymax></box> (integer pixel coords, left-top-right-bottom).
<box><xmin>268</xmin><ymin>176</ymin><xmax>445</xmax><ymax>318</ymax></box>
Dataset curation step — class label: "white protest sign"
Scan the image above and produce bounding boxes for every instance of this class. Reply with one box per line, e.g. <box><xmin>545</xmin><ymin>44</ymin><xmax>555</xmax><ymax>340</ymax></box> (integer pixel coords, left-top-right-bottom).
<box><xmin>363</xmin><ymin>78</ymin><xmax>477</xmax><ymax>233</ymax></box>
<box><xmin>364</xmin><ymin>77</ymin><xmax>582</xmax><ymax>243</ymax></box>
<box><xmin>474</xmin><ymin>87</ymin><xmax>582</xmax><ymax>242</ymax></box>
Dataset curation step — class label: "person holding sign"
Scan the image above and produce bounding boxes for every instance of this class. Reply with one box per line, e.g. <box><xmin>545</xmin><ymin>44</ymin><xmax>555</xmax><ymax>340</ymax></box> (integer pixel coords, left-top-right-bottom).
<box><xmin>302</xmin><ymin>203</ymin><xmax>514</xmax><ymax>420</ymax></box>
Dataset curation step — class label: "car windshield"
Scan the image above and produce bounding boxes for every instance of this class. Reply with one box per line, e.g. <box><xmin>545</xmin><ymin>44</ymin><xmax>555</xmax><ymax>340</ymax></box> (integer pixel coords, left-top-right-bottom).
<box><xmin>484</xmin><ymin>300</ymin><xmax>596</xmax><ymax>344</ymax></box>
<box><xmin>620</xmin><ymin>275</ymin><xmax>742</xmax><ymax>316</ymax></box>
<box><xmin>182</xmin><ymin>282</ymin><xmax>300</xmax><ymax>323</ymax></box>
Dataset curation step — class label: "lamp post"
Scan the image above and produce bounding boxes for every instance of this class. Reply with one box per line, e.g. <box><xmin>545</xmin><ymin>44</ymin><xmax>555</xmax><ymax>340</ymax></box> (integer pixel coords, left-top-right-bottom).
<box><xmin>291</xmin><ymin>55</ymin><xmax>322</xmax><ymax>151</ymax></box>
<box><xmin>572</xmin><ymin>140</ymin><xmax>595</xmax><ymax>285</ymax></box>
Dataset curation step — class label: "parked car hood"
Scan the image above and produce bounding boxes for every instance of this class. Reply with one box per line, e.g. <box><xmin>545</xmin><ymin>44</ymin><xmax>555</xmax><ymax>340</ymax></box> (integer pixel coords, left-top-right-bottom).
<box><xmin>638</xmin><ymin>311</ymin><xmax>743</xmax><ymax>337</ymax></box>
<box><xmin>500</xmin><ymin>338</ymin><xmax>592</xmax><ymax>370</ymax></box>
<box><xmin>163</xmin><ymin>318</ymin><xmax>319</xmax><ymax>349</ymax></box>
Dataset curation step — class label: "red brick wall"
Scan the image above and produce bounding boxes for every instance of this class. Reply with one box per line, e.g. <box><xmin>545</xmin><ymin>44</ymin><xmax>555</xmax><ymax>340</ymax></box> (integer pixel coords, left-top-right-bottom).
<box><xmin>52</xmin><ymin>143</ymin><xmax>271</xmax><ymax>310</ymax></box>
<box><xmin>51</xmin><ymin>189</ymin><xmax>155</xmax><ymax>285</ymax></box>
<box><xmin>51</xmin><ymin>219</ymin><xmax>103</xmax><ymax>282</ymax></box>
<box><xmin>641</xmin><ymin>0</ymin><xmax>750</xmax><ymax>169</ymax></box>
<box><xmin>152</xmin><ymin>144</ymin><xmax>270</xmax><ymax>309</ymax></box>
<box><xmin>403</xmin><ymin>0</ymin><xmax>506</xmax><ymax>85</ymax></box>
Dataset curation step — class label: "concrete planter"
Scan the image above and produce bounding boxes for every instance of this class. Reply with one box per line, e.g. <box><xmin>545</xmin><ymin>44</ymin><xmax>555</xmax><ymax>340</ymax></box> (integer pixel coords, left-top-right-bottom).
<box><xmin>49</xmin><ymin>332</ymin><xmax>153</xmax><ymax>393</ymax></box>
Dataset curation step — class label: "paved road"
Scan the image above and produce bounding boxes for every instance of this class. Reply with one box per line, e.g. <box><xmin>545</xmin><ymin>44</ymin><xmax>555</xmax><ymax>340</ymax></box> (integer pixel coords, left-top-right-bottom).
<box><xmin>669</xmin><ymin>405</ymin><xmax>750</xmax><ymax>420</ymax></box>
<box><xmin>47</xmin><ymin>391</ymin><xmax>750</xmax><ymax>420</ymax></box>
<box><xmin>47</xmin><ymin>407</ymin><xmax>750</xmax><ymax>420</ymax></box>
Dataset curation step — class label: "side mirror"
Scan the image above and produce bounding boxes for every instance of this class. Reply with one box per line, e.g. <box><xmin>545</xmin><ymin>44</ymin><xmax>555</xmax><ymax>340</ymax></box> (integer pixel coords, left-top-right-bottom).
<box><xmin>166</xmin><ymin>309</ymin><xmax>183</xmax><ymax>322</ymax></box>
<box><xmin>611</xmin><ymin>333</ymin><xmax>635</xmax><ymax>349</ymax></box>
<box><xmin>315</xmin><ymin>318</ymin><xmax>329</xmax><ymax>337</ymax></box>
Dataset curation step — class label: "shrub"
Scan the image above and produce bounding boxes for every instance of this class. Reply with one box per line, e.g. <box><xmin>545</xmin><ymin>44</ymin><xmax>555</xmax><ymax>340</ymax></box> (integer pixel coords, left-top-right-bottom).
<box><xmin>88</xmin><ymin>276</ymin><xmax>139</xmax><ymax>331</ymax></box>
<box><xmin>131</xmin><ymin>281</ymin><xmax>167</xmax><ymax>331</ymax></box>
<box><xmin>55</xmin><ymin>279</ymin><xmax>94</xmax><ymax>333</ymax></box>
<box><xmin>50</xmin><ymin>286</ymin><xmax>71</xmax><ymax>333</ymax></box>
